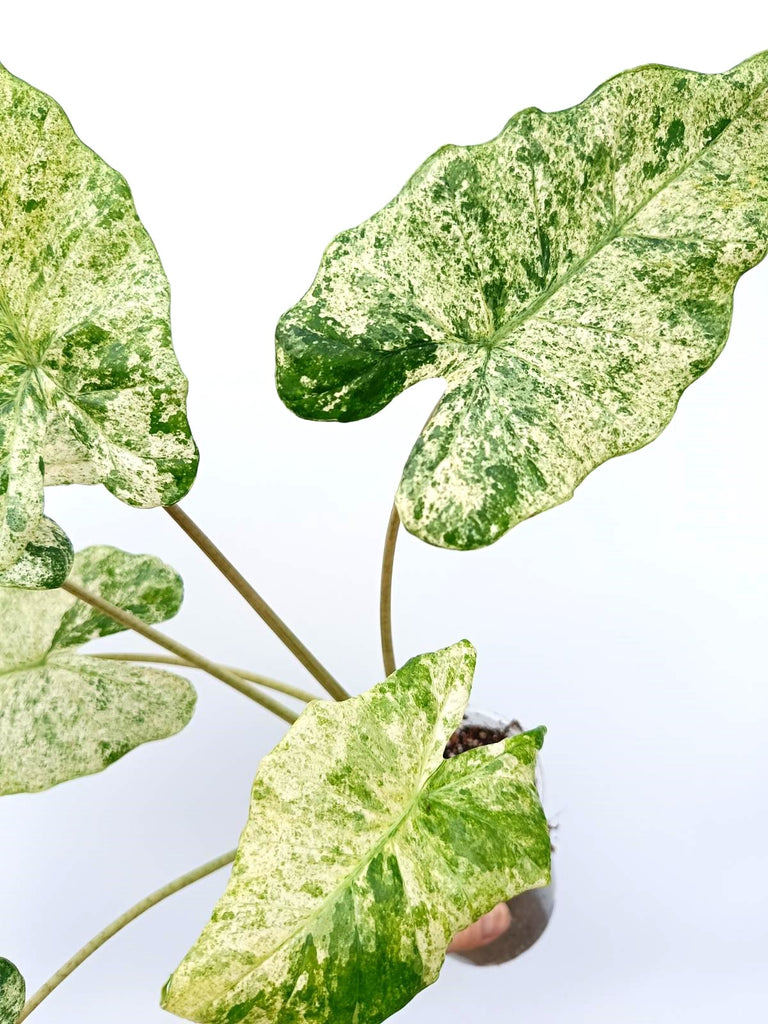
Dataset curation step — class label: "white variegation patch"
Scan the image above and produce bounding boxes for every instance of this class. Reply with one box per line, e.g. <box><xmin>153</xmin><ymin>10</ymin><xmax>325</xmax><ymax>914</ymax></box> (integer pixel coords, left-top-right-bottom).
<box><xmin>0</xmin><ymin>546</ymin><xmax>195</xmax><ymax>795</ymax></box>
<box><xmin>276</xmin><ymin>53</ymin><xmax>768</xmax><ymax>549</ymax></box>
<box><xmin>162</xmin><ymin>642</ymin><xmax>550</xmax><ymax>1024</ymax></box>
<box><xmin>0</xmin><ymin>63</ymin><xmax>198</xmax><ymax>582</ymax></box>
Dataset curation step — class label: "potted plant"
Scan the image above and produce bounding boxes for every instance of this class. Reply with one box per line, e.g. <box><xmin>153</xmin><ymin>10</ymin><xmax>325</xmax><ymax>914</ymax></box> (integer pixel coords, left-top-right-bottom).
<box><xmin>1</xmin><ymin>48</ymin><xmax>767</xmax><ymax>1024</ymax></box>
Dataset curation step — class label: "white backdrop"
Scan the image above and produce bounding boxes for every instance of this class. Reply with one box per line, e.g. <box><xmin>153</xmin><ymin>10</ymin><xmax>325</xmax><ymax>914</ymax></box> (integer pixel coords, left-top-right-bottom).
<box><xmin>1</xmin><ymin>3</ymin><xmax>767</xmax><ymax>1021</ymax></box>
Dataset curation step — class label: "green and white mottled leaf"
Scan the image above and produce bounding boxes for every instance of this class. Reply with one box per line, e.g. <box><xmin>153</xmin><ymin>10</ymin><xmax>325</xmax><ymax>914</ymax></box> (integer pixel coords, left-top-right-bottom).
<box><xmin>162</xmin><ymin>641</ymin><xmax>549</xmax><ymax>1024</ymax></box>
<box><xmin>51</xmin><ymin>543</ymin><xmax>185</xmax><ymax>648</ymax></box>
<box><xmin>0</xmin><ymin>516</ymin><xmax>73</xmax><ymax>589</ymax></box>
<box><xmin>0</xmin><ymin>959</ymin><xmax>24</xmax><ymax>1024</ymax></box>
<box><xmin>276</xmin><ymin>53</ymin><xmax>768</xmax><ymax>549</ymax></box>
<box><xmin>0</xmin><ymin>62</ymin><xmax>198</xmax><ymax>579</ymax></box>
<box><xmin>0</xmin><ymin>545</ymin><xmax>194</xmax><ymax>795</ymax></box>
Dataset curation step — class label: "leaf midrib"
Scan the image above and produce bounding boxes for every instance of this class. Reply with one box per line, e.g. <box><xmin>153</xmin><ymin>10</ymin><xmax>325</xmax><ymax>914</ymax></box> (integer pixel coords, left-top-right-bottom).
<box><xmin>393</xmin><ymin>75</ymin><xmax>767</xmax><ymax>379</ymax></box>
<box><xmin>209</xmin><ymin>718</ymin><xmax>458</xmax><ymax>1003</ymax></box>
<box><xmin>421</xmin><ymin>77</ymin><xmax>768</xmax><ymax>447</ymax></box>
<box><xmin>212</xmin><ymin>738</ymin><xmax>541</xmax><ymax>1009</ymax></box>
<box><xmin>0</xmin><ymin>654</ymin><xmax>52</xmax><ymax>683</ymax></box>
<box><xmin>490</xmin><ymin>77</ymin><xmax>768</xmax><ymax>349</ymax></box>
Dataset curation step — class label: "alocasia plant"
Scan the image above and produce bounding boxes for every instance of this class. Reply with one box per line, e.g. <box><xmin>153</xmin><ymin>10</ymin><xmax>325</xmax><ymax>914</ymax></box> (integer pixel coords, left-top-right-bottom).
<box><xmin>1</xmin><ymin>52</ymin><xmax>766</xmax><ymax>1024</ymax></box>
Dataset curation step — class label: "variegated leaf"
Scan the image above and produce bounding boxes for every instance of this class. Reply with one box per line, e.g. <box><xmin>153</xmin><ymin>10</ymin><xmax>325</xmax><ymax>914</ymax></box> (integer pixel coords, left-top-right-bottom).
<box><xmin>276</xmin><ymin>53</ymin><xmax>768</xmax><ymax>549</ymax></box>
<box><xmin>162</xmin><ymin>642</ymin><xmax>550</xmax><ymax>1024</ymax></box>
<box><xmin>0</xmin><ymin>545</ymin><xmax>195</xmax><ymax>795</ymax></box>
<box><xmin>0</xmin><ymin>517</ymin><xmax>73</xmax><ymax>589</ymax></box>
<box><xmin>0</xmin><ymin>959</ymin><xmax>24</xmax><ymax>1024</ymax></box>
<box><xmin>0</xmin><ymin>62</ymin><xmax>198</xmax><ymax>579</ymax></box>
<box><xmin>51</xmin><ymin>544</ymin><xmax>184</xmax><ymax>648</ymax></box>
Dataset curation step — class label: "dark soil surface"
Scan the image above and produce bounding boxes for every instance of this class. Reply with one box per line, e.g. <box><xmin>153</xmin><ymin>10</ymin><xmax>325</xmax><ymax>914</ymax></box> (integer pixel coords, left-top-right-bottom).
<box><xmin>444</xmin><ymin>719</ymin><xmax>522</xmax><ymax>758</ymax></box>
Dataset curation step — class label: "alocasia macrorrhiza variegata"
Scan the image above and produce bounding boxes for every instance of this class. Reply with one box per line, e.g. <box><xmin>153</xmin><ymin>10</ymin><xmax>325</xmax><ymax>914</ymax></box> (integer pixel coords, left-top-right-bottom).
<box><xmin>2</xmin><ymin>51</ymin><xmax>768</xmax><ymax>1024</ymax></box>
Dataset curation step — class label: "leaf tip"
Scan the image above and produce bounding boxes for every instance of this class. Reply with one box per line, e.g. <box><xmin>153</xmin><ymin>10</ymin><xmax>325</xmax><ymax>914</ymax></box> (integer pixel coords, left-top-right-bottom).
<box><xmin>440</xmin><ymin>639</ymin><xmax>477</xmax><ymax>696</ymax></box>
<box><xmin>451</xmin><ymin>637</ymin><xmax>477</xmax><ymax>660</ymax></box>
<box><xmin>527</xmin><ymin>725</ymin><xmax>547</xmax><ymax>750</ymax></box>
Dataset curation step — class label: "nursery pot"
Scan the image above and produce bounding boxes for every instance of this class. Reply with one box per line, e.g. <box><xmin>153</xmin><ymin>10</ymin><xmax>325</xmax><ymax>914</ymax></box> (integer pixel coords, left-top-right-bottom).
<box><xmin>443</xmin><ymin>709</ymin><xmax>554</xmax><ymax>967</ymax></box>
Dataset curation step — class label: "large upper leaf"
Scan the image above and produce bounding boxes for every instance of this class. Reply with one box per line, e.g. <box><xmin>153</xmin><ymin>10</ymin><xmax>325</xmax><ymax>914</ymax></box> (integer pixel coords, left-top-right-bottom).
<box><xmin>0</xmin><ymin>62</ymin><xmax>198</xmax><ymax>580</ymax></box>
<box><xmin>0</xmin><ymin>960</ymin><xmax>24</xmax><ymax>1024</ymax></box>
<box><xmin>162</xmin><ymin>642</ymin><xmax>550</xmax><ymax>1024</ymax></box>
<box><xmin>276</xmin><ymin>53</ymin><xmax>768</xmax><ymax>549</ymax></box>
<box><xmin>0</xmin><ymin>546</ymin><xmax>195</xmax><ymax>795</ymax></box>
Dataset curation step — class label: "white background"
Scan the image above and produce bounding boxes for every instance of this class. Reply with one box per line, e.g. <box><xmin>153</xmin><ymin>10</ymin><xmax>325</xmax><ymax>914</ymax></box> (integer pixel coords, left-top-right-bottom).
<box><xmin>1</xmin><ymin>2</ymin><xmax>767</xmax><ymax>1021</ymax></box>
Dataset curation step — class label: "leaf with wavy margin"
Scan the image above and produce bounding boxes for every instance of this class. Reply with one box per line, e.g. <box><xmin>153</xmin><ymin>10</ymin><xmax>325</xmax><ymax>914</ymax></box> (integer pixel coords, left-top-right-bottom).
<box><xmin>276</xmin><ymin>53</ymin><xmax>768</xmax><ymax>549</ymax></box>
<box><xmin>0</xmin><ymin>959</ymin><xmax>24</xmax><ymax>1024</ymax></box>
<box><xmin>162</xmin><ymin>641</ymin><xmax>549</xmax><ymax>1024</ymax></box>
<box><xmin>0</xmin><ymin>62</ymin><xmax>198</xmax><ymax>580</ymax></box>
<box><xmin>0</xmin><ymin>545</ymin><xmax>195</xmax><ymax>795</ymax></box>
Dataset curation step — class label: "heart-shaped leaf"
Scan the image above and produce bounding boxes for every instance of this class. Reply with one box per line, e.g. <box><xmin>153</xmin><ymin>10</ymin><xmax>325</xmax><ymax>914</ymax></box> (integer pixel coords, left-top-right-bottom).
<box><xmin>0</xmin><ymin>545</ymin><xmax>195</xmax><ymax>795</ymax></box>
<box><xmin>162</xmin><ymin>641</ymin><xmax>550</xmax><ymax>1024</ymax></box>
<box><xmin>0</xmin><ymin>517</ymin><xmax>73</xmax><ymax>589</ymax></box>
<box><xmin>276</xmin><ymin>53</ymin><xmax>768</xmax><ymax>549</ymax></box>
<box><xmin>0</xmin><ymin>62</ymin><xmax>198</xmax><ymax>580</ymax></box>
<box><xmin>0</xmin><ymin>959</ymin><xmax>24</xmax><ymax>1024</ymax></box>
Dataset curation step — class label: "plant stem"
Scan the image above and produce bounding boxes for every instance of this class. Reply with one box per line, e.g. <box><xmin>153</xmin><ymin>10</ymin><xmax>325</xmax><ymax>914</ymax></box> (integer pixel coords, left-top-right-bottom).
<box><xmin>17</xmin><ymin>849</ymin><xmax>236</xmax><ymax>1022</ymax></box>
<box><xmin>61</xmin><ymin>580</ymin><xmax>298</xmax><ymax>724</ymax></box>
<box><xmin>92</xmin><ymin>653</ymin><xmax>318</xmax><ymax>705</ymax></box>
<box><xmin>380</xmin><ymin>503</ymin><xmax>400</xmax><ymax>676</ymax></box>
<box><xmin>164</xmin><ymin>504</ymin><xmax>350</xmax><ymax>702</ymax></box>
<box><xmin>379</xmin><ymin>400</ymin><xmax>442</xmax><ymax>679</ymax></box>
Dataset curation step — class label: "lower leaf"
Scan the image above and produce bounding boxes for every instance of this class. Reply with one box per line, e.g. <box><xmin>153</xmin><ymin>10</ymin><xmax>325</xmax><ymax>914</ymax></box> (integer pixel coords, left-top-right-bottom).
<box><xmin>0</xmin><ymin>545</ymin><xmax>194</xmax><ymax>795</ymax></box>
<box><xmin>0</xmin><ymin>655</ymin><xmax>196</xmax><ymax>795</ymax></box>
<box><xmin>162</xmin><ymin>642</ymin><xmax>550</xmax><ymax>1024</ymax></box>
